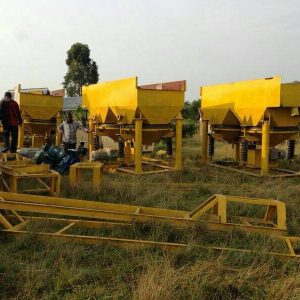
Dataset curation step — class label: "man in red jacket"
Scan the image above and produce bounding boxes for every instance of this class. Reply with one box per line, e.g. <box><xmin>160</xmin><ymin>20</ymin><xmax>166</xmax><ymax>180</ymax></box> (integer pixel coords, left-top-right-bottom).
<box><xmin>0</xmin><ymin>92</ymin><xmax>22</xmax><ymax>153</ymax></box>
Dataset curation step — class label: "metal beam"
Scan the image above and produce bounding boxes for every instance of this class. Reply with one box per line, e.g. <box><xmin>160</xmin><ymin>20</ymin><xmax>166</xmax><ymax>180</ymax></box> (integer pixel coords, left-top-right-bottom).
<box><xmin>0</xmin><ymin>192</ymin><xmax>288</xmax><ymax>236</ymax></box>
<box><xmin>3</xmin><ymin>229</ymin><xmax>300</xmax><ymax>259</ymax></box>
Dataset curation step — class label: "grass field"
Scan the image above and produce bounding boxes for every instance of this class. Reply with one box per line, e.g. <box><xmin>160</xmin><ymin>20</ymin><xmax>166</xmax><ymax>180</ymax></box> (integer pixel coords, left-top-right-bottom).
<box><xmin>1</xmin><ymin>135</ymin><xmax>300</xmax><ymax>299</ymax></box>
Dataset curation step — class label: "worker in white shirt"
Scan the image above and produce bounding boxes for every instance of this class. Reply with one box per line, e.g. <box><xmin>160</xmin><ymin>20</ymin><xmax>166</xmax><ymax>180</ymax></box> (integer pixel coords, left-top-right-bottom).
<box><xmin>58</xmin><ymin>112</ymin><xmax>88</xmax><ymax>154</ymax></box>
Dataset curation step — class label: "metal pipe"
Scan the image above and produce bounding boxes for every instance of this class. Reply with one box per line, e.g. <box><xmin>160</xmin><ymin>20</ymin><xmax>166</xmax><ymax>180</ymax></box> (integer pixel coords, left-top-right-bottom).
<box><xmin>135</xmin><ymin>119</ymin><xmax>143</xmax><ymax>174</ymax></box>
<box><xmin>261</xmin><ymin>121</ymin><xmax>270</xmax><ymax>176</ymax></box>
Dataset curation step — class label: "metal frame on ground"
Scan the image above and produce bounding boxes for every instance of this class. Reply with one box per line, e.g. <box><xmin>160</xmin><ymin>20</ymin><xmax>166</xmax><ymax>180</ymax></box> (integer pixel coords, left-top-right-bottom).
<box><xmin>0</xmin><ymin>192</ymin><xmax>299</xmax><ymax>258</ymax></box>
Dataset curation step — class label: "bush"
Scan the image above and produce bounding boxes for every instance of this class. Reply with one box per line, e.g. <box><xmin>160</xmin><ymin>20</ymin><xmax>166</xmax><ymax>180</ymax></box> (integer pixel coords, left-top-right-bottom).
<box><xmin>182</xmin><ymin>99</ymin><xmax>200</xmax><ymax>120</ymax></box>
<box><xmin>182</xmin><ymin>119</ymin><xmax>198</xmax><ymax>137</ymax></box>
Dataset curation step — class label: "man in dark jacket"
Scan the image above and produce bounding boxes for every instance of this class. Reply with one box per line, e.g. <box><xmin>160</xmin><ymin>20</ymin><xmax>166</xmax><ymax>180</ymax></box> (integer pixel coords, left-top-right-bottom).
<box><xmin>0</xmin><ymin>92</ymin><xmax>22</xmax><ymax>153</ymax></box>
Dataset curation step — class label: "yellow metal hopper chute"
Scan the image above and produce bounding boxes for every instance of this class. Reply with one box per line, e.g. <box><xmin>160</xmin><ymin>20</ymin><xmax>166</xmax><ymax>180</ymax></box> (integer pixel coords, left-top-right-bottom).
<box><xmin>200</xmin><ymin>76</ymin><xmax>300</xmax><ymax>176</ymax></box>
<box><xmin>82</xmin><ymin>77</ymin><xmax>186</xmax><ymax>174</ymax></box>
<box><xmin>14</xmin><ymin>84</ymin><xmax>63</xmax><ymax>148</ymax></box>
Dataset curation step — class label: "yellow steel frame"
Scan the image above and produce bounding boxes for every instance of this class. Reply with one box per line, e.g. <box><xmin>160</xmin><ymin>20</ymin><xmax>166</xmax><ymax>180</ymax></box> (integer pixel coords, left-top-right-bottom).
<box><xmin>117</xmin><ymin>162</ymin><xmax>174</xmax><ymax>175</ymax></box>
<box><xmin>175</xmin><ymin>115</ymin><xmax>183</xmax><ymax>170</ymax></box>
<box><xmin>261</xmin><ymin>121</ymin><xmax>270</xmax><ymax>176</ymax></box>
<box><xmin>84</xmin><ymin>77</ymin><xmax>184</xmax><ymax>175</ymax></box>
<box><xmin>0</xmin><ymin>192</ymin><xmax>287</xmax><ymax>234</ymax></box>
<box><xmin>234</xmin><ymin>143</ymin><xmax>240</xmax><ymax>163</ymax></box>
<box><xmin>200</xmin><ymin>77</ymin><xmax>300</xmax><ymax>177</ymax></box>
<box><xmin>94</xmin><ymin>116</ymin><xmax>183</xmax><ymax>175</ymax></box>
<box><xmin>0</xmin><ymin>163</ymin><xmax>60</xmax><ymax>196</ymax></box>
<box><xmin>55</xmin><ymin>112</ymin><xmax>62</xmax><ymax>146</ymax></box>
<box><xmin>18</xmin><ymin>120</ymin><xmax>24</xmax><ymax>149</ymax></box>
<box><xmin>14</xmin><ymin>84</ymin><xmax>63</xmax><ymax>149</ymax></box>
<box><xmin>0</xmin><ymin>192</ymin><xmax>298</xmax><ymax>258</ymax></box>
<box><xmin>207</xmin><ymin>162</ymin><xmax>300</xmax><ymax>178</ymax></box>
<box><xmin>204</xmin><ymin>122</ymin><xmax>300</xmax><ymax>177</ymax></box>
<box><xmin>0</xmin><ymin>153</ymin><xmax>29</xmax><ymax>162</ymax></box>
<box><xmin>1</xmin><ymin>214</ymin><xmax>299</xmax><ymax>258</ymax></box>
<box><xmin>69</xmin><ymin>162</ymin><xmax>103</xmax><ymax>188</ymax></box>
<box><xmin>135</xmin><ymin>118</ymin><xmax>143</xmax><ymax>174</ymax></box>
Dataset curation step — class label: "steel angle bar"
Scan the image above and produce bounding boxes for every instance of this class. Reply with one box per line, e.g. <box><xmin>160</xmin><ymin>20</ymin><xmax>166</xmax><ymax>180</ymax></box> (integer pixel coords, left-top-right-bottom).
<box><xmin>0</xmin><ymin>192</ymin><xmax>288</xmax><ymax>236</ymax></box>
<box><xmin>0</xmin><ymin>201</ymin><xmax>298</xmax><ymax>259</ymax></box>
<box><xmin>2</xmin><ymin>229</ymin><xmax>300</xmax><ymax>259</ymax></box>
<box><xmin>0</xmin><ymin>201</ymin><xmax>284</xmax><ymax>236</ymax></box>
<box><xmin>207</xmin><ymin>162</ymin><xmax>300</xmax><ymax>178</ymax></box>
<box><xmin>21</xmin><ymin>216</ymin><xmax>132</xmax><ymax>229</ymax></box>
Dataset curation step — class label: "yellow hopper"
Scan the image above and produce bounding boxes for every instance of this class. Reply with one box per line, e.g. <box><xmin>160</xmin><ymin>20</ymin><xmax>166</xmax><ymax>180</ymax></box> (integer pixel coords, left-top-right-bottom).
<box><xmin>14</xmin><ymin>84</ymin><xmax>63</xmax><ymax>148</ymax></box>
<box><xmin>82</xmin><ymin>77</ymin><xmax>186</xmax><ymax>174</ymax></box>
<box><xmin>200</xmin><ymin>76</ymin><xmax>300</xmax><ymax>176</ymax></box>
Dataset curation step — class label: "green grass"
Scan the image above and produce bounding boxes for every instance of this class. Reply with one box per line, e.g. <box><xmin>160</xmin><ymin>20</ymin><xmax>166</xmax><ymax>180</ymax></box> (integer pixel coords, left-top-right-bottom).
<box><xmin>1</xmin><ymin>136</ymin><xmax>300</xmax><ymax>299</ymax></box>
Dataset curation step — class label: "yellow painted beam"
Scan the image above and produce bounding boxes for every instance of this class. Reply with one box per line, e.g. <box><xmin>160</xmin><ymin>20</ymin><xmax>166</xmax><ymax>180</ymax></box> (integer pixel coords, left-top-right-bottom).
<box><xmin>261</xmin><ymin>121</ymin><xmax>270</xmax><ymax>176</ymax></box>
<box><xmin>17</xmin><ymin>120</ymin><xmax>24</xmax><ymax>149</ymax></box>
<box><xmin>3</xmin><ymin>229</ymin><xmax>300</xmax><ymax>259</ymax></box>
<box><xmin>88</xmin><ymin>118</ymin><xmax>93</xmax><ymax>161</ymax></box>
<box><xmin>0</xmin><ymin>212</ymin><xmax>13</xmax><ymax>229</ymax></box>
<box><xmin>17</xmin><ymin>215</ymin><xmax>132</xmax><ymax>229</ymax></box>
<box><xmin>0</xmin><ymin>192</ymin><xmax>288</xmax><ymax>236</ymax></box>
<box><xmin>175</xmin><ymin>116</ymin><xmax>182</xmax><ymax>171</ymax></box>
<box><xmin>55</xmin><ymin>112</ymin><xmax>62</xmax><ymax>146</ymax></box>
<box><xmin>234</xmin><ymin>143</ymin><xmax>240</xmax><ymax>163</ymax></box>
<box><xmin>135</xmin><ymin>119</ymin><xmax>143</xmax><ymax>174</ymax></box>
<box><xmin>55</xmin><ymin>221</ymin><xmax>77</xmax><ymax>234</ymax></box>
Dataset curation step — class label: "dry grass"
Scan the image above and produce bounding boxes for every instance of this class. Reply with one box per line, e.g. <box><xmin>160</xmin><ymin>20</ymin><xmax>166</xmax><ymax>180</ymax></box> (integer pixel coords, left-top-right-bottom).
<box><xmin>134</xmin><ymin>257</ymin><xmax>300</xmax><ymax>300</ymax></box>
<box><xmin>1</xmin><ymin>134</ymin><xmax>300</xmax><ymax>299</ymax></box>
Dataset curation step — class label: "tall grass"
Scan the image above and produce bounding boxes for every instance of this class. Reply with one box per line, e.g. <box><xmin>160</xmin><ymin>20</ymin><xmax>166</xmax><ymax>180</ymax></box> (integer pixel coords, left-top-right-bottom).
<box><xmin>1</xmin><ymin>134</ymin><xmax>300</xmax><ymax>299</ymax></box>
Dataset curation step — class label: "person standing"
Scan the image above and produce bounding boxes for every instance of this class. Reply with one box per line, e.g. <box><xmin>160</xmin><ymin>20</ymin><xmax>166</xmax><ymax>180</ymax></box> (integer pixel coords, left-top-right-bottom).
<box><xmin>58</xmin><ymin>112</ymin><xmax>88</xmax><ymax>154</ymax></box>
<box><xmin>0</xmin><ymin>92</ymin><xmax>22</xmax><ymax>153</ymax></box>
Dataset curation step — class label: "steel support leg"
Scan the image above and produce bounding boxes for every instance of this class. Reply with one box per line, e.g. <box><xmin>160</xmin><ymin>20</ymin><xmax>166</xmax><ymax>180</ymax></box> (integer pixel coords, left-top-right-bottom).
<box><xmin>55</xmin><ymin>112</ymin><xmax>62</xmax><ymax>146</ymax></box>
<box><xmin>201</xmin><ymin>120</ymin><xmax>208</xmax><ymax>163</ymax></box>
<box><xmin>261</xmin><ymin>121</ymin><xmax>270</xmax><ymax>176</ymax></box>
<box><xmin>175</xmin><ymin>117</ymin><xmax>182</xmax><ymax>171</ymax></box>
<box><xmin>88</xmin><ymin>119</ymin><xmax>93</xmax><ymax>162</ymax></box>
<box><xmin>135</xmin><ymin>119</ymin><xmax>143</xmax><ymax>174</ymax></box>
<box><xmin>234</xmin><ymin>143</ymin><xmax>240</xmax><ymax>163</ymax></box>
<box><xmin>93</xmin><ymin>165</ymin><xmax>102</xmax><ymax>187</ymax></box>
<box><xmin>18</xmin><ymin>119</ymin><xmax>24</xmax><ymax>150</ymax></box>
<box><xmin>9</xmin><ymin>176</ymin><xmax>17</xmax><ymax>193</ymax></box>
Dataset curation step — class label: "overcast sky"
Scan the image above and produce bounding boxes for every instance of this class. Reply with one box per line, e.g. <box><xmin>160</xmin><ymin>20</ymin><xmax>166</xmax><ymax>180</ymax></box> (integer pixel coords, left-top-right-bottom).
<box><xmin>0</xmin><ymin>0</ymin><xmax>300</xmax><ymax>100</ymax></box>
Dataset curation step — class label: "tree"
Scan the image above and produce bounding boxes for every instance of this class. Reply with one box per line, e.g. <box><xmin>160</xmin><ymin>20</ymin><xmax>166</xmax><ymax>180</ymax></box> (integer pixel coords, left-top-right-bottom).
<box><xmin>63</xmin><ymin>43</ymin><xmax>99</xmax><ymax>96</ymax></box>
<box><xmin>182</xmin><ymin>99</ymin><xmax>200</xmax><ymax>120</ymax></box>
<box><xmin>181</xmin><ymin>99</ymin><xmax>200</xmax><ymax>137</ymax></box>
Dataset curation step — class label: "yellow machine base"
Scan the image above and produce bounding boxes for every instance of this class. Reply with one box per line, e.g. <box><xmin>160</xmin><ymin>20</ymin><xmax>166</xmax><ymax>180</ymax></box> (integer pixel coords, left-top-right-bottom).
<box><xmin>102</xmin><ymin>158</ymin><xmax>175</xmax><ymax>175</ymax></box>
<box><xmin>0</xmin><ymin>162</ymin><xmax>60</xmax><ymax>195</ymax></box>
<box><xmin>69</xmin><ymin>162</ymin><xmax>103</xmax><ymax>188</ymax></box>
<box><xmin>208</xmin><ymin>162</ymin><xmax>300</xmax><ymax>178</ymax></box>
<box><xmin>117</xmin><ymin>161</ymin><xmax>175</xmax><ymax>175</ymax></box>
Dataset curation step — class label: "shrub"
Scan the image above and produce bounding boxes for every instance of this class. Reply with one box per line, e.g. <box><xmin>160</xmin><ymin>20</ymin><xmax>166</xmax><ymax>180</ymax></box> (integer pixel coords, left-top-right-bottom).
<box><xmin>183</xmin><ymin>119</ymin><xmax>198</xmax><ymax>137</ymax></box>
